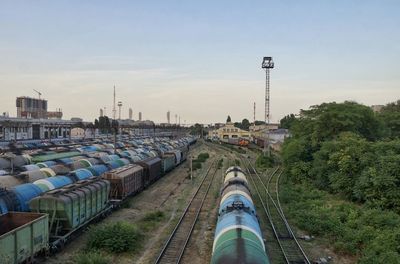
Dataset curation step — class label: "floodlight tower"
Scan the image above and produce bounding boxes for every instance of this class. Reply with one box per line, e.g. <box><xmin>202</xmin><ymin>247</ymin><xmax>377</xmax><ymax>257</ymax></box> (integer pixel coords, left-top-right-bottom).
<box><xmin>262</xmin><ymin>56</ymin><xmax>274</xmax><ymax>156</ymax></box>
<box><xmin>118</xmin><ymin>101</ymin><xmax>123</xmax><ymax>120</ymax></box>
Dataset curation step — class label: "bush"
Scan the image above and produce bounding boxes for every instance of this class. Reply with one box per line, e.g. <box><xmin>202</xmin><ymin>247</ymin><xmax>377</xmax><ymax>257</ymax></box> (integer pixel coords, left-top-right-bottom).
<box><xmin>74</xmin><ymin>251</ymin><xmax>110</xmax><ymax>264</ymax></box>
<box><xmin>142</xmin><ymin>210</ymin><xmax>164</xmax><ymax>222</ymax></box>
<box><xmin>255</xmin><ymin>153</ymin><xmax>276</xmax><ymax>169</ymax></box>
<box><xmin>87</xmin><ymin>222</ymin><xmax>143</xmax><ymax>253</ymax></box>
<box><xmin>192</xmin><ymin>161</ymin><xmax>202</xmax><ymax>170</ymax></box>
<box><xmin>197</xmin><ymin>153</ymin><xmax>209</xmax><ymax>162</ymax></box>
<box><xmin>280</xmin><ymin>180</ymin><xmax>400</xmax><ymax>260</ymax></box>
<box><xmin>217</xmin><ymin>159</ymin><xmax>223</xmax><ymax>169</ymax></box>
<box><xmin>139</xmin><ymin>211</ymin><xmax>166</xmax><ymax>232</ymax></box>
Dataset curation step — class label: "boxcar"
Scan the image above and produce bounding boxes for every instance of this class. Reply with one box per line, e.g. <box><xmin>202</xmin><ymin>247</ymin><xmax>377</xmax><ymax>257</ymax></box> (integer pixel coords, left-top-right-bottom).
<box><xmin>135</xmin><ymin>157</ymin><xmax>162</xmax><ymax>186</ymax></box>
<box><xmin>0</xmin><ymin>212</ymin><xmax>49</xmax><ymax>264</ymax></box>
<box><xmin>161</xmin><ymin>154</ymin><xmax>176</xmax><ymax>174</ymax></box>
<box><xmin>103</xmin><ymin>164</ymin><xmax>144</xmax><ymax>200</ymax></box>
<box><xmin>29</xmin><ymin>178</ymin><xmax>110</xmax><ymax>237</ymax></box>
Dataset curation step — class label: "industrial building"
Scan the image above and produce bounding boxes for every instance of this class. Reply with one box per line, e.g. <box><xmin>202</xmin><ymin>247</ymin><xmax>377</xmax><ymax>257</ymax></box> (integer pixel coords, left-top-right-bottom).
<box><xmin>249</xmin><ymin>123</ymin><xmax>279</xmax><ymax>139</ymax></box>
<box><xmin>0</xmin><ymin>116</ymin><xmax>78</xmax><ymax>141</ymax></box>
<box><xmin>0</xmin><ymin>96</ymin><xmax>80</xmax><ymax>141</ymax></box>
<box><xmin>208</xmin><ymin>121</ymin><xmax>251</xmax><ymax>140</ymax></box>
<box><xmin>16</xmin><ymin>96</ymin><xmax>62</xmax><ymax>119</ymax></box>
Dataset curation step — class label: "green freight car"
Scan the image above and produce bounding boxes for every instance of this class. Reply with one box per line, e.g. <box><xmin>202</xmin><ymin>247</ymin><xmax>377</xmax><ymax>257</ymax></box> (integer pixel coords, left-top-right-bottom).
<box><xmin>161</xmin><ymin>154</ymin><xmax>176</xmax><ymax>174</ymax></box>
<box><xmin>0</xmin><ymin>212</ymin><xmax>48</xmax><ymax>264</ymax></box>
<box><xmin>30</xmin><ymin>178</ymin><xmax>110</xmax><ymax>238</ymax></box>
<box><xmin>31</xmin><ymin>151</ymin><xmax>81</xmax><ymax>163</ymax></box>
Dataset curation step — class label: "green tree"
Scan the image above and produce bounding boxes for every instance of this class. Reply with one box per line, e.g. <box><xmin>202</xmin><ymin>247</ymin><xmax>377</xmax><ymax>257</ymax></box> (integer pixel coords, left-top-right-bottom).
<box><xmin>254</xmin><ymin>120</ymin><xmax>265</xmax><ymax>125</ymax></box>
<box><xmin>378</xmin><ymin>100</ymin><xmax>400</xmax><ymax>139</ymax></box>
<box><xmin>234</xmin><ymin>122</ymin><xmax>242</xmax><ymax>129</ymax></box>
<box><xmin>280</xmin><ymin>114</ymin><xmax>297</xmax><ymax>129</ymax></box>
<box><xmin>190</xmin><ymin>123</ymin><xmax>203</xmax><ymax>136</ymax></box>
<box><xmin>241</xmin><ymin>118</ymin><xmax>250</xmax><ymax>130</ymax></box>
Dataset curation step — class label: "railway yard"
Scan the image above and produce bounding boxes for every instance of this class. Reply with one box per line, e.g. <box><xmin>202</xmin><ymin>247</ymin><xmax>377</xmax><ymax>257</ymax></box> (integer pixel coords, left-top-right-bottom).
<box><xmin>0</xmin><ymin>136</ymin><xmax>348</xmax><ymax>264</ymax></box>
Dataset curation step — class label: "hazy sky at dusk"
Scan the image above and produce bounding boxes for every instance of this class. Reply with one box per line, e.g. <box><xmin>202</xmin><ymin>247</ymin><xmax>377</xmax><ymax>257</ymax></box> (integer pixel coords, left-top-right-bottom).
<box><xmin>0</xmin><ymin>1</ymin><xmax>399</xmax><ymax>123</ymax></box>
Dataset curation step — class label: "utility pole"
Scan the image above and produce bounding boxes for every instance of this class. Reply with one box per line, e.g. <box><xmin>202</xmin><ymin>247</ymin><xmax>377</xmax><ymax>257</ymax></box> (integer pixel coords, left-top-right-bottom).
<box><xmin>190</xmin><ymin>155</ymin><xmax>193</xmax><ymax>181</ymax></box>
<box><xmin>113</xmin><ymin>86</ymin><xmax>117</xmax><ymax>152</ymax></box>
<box><xmin>253</xmin><ymin>102</ymin><xmax>256</xmax><ymax>141</ymax></box>
<box><xmin>261</xmin><ymin>57</ymin><xmax>274</xmax><ymax>156</ymax></box>
<box><xmin>113</xmin><ymin>86</ymin><xmax>116</xmax><ymax>121</ymax></box>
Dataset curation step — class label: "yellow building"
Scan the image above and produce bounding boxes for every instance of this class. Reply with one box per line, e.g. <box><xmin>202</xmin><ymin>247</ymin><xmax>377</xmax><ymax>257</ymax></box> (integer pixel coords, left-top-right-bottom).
<box><xmin>208</xmin><ymin>122</ymin><xmax>250</xmax><ymax>140</ymax></box>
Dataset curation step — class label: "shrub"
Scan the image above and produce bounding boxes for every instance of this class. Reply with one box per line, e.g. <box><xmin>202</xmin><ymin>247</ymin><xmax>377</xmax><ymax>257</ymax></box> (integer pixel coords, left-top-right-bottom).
<box><xmin>217</xmin><ymin>159</ymin><xmax>223</xmax><ymax>169</ymax></box>
<box><xmin>255</xmin><ymin>153</ymin><xmax>275</xmax><ymax>169</ymax></box>
<box><xmin>74</xmin><ymin>251</ymin><xmax>110</xmax><ymax>264</ymax></box>
<box><xmin>197</xmin><ymin>153</ymin><xmax>210</xmax><ymax>162</ymax></box>
<box><xmin>192</xmin><ymin>161</ymin><xmax>202</xmax><ymax>170</ymax></box>
<box><xmin>142</xmin><ymin>210</ymin><xmax>164</xmax><ymax>222</ymax></box>
<box><xmin>139</xmin><ymin>211</ymin><xmax>166</xmax><ymax>232</ymax></box>
<box><xmin>87</xmin><ymin>222</ymin><xmax>143</xmax><ymax>253</ymax></box>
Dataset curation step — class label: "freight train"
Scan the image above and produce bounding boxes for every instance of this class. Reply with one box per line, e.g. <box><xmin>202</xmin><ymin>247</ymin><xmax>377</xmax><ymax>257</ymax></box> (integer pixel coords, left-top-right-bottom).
<box><xmin>0</xmin><ymin>136</ymin><xmax>196</xmax><ymax>264</ymax></box>
<box><xmin>211</xmin><ymin>166</ymin><xmax>269</xmax><ymax>264</ymax></box>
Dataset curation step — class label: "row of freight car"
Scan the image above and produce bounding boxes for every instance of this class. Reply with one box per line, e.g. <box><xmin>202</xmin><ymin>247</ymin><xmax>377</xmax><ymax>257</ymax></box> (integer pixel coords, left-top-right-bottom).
<box><xmin>0</xmin><ymin>136</ymin><xmax>193</xmax><ymax>175</ymax></box>
<box><xmin>0</xmin><ymin>137</ymin><xmax>194</xmax><ymax>214</ymax></box>
<box><xmin>0</xmin><ymin>137</ymin><xmax>196</xmax><ymax>264</ymax></box>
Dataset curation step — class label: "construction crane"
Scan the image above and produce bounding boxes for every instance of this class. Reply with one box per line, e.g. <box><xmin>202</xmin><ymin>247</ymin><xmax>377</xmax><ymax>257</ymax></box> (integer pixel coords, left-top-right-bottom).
<box><xmin>33</xmin><ymin>89</ymin><xmax>42</xmax><ymax>100</ymax></box>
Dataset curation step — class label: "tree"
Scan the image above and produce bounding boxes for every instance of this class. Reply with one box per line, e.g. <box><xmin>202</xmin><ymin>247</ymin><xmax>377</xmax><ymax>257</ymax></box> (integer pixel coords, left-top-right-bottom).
<box><xmin>111</xmin><ymin>120</ymin><xmax>119</xmax><ymax>133</ymax></box>
<box><xmin>290</xmin><ymin>101</ymin><xmax>383</xmax><ymax>144</ymax></box>
<box><xmin>241</xmin><ymin>118</ymin><xmax>250</xmax><ymax>130</ymax></box>
<box><xmin>226</xmin><ymin>115</ymin><xmax>231</xmax><ymax>123</ymax></box>
<box><xmin>378</xmin><ymin>100</ymin><xmax>400</xmax><ymax>139</ymax></box>
<box><xmin>190</xmin><ymin>123</ymin><xmax>204</xmax><ymax>136</ymax></box>
<box><xmin>94</xmin><ymin>118</ymin><xmax>99</xmax><ymax>129</ymax></box>
<box><xmin>280</xmin><ymin>114</ymin><xmax>297</xmax><ymax>129</ymax></box>
<box><xmin>255</xmin><ymin>120</ymin><xmax>265</xmax><ymax>125</ymax></box>
<box><xmin>104</xmin><ymin>116</ymin><xmax>111</xmax><ymax>133</ymax></box>
<box><xmin>234</xmin><ymin>122</ymin><xmax>242</xmax><ymax>129</ymax></box>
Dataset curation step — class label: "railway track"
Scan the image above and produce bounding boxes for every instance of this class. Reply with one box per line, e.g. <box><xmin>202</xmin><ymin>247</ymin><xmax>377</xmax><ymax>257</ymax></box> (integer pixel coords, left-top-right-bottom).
<box><xmin>155</xmin><ymin>159</ymin><xmax>218</xmax><ymax>264</ymax></box>
<box><xmin>204</xmin><ymin>142</ymin><xmax>311</xmax><ymax>263</ymax></box>
<box><xmin>241</xmin><ymin>157</ymin><xmax>311</xmax><ymax>264</ymax></box>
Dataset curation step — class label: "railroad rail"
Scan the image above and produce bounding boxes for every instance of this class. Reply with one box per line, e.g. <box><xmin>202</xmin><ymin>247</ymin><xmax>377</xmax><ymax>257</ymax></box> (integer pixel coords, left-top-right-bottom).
<box><xmin>155</xmin><ymin>159</ymin><xmax>218</xmax><ymax>264</ymax></box>
<box><xmin>241</xmin><ymin>157</ymin><xmax>311</xmax><ymax>264</ymax></box>
<box><xmin>205</xmin><ymin>142</ymin><xmax>311</xmax><ymax>263</ymax></box>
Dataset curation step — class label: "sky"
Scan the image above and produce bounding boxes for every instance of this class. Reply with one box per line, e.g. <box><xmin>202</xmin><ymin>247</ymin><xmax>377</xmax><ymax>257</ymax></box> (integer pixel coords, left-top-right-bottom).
<box><xmin>0</xmin><ymin>1</ymin><xmax>399</xmax><ymax>124</ymax></box>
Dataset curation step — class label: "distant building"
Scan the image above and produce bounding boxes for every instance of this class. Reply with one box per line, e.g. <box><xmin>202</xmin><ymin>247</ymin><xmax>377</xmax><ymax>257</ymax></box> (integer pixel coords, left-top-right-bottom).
<box><xmin>70</xmin><ymin>127</ymin><xmax>85</xmax><ymax>138</ymax></box>
<box><xmin>0</xmin><ymin>116</ymin><xmax>79</xmax><ymax>141</ymax></box>
<box><xmin>208</xmin><ymin>121</ymin><xmax>250</xmax><ymax>140</ymax></box>
<box><xmin>100</xmin><ymin>108</ymin><xmax>104</xmax><ymax>117</ymax></box>
<box><xmin>70</xmin><ymin>117</ymin><xmax>83</xmax><ymax>122</ymax></box>
<box><xmin>167</xmin><ymin>111</ymin><xmax>170</xmax><ymax>124</ymax></box>
<box><xmin>249</xmin><ymin>123</ymin><xmax>279</xmax><ymax>139</ymax></box>
<box><xmin>129</xmin><ymin>108</ymin><xmax>133</xmax><ymax>120</ymax></box>
<box><xmin>269</xmin><ymin>128</ymin><xmax>290</xmax><ymax>144</ymax></box>
<box><xmin>138</xmin><ymin>112</ymin><xmax>142</xmax><ymax>121</ymax></box>
<box><xmin>16</xmin><ymin>97</ymin><xmax>47</xmax><ymax>119</ymax></box>
<box><xmin>70</xmin><ymin>127</ymin><xmax>97</xmax><ymax>139</ymax></box>
<box><xmin>371</xmin><ymin>105</ymin><xmax>384</xmax><ymax>113</ymax></box>
<box><xmin>16</xmin><ymin>96</ymin><xmax>63</xmax><ymax>119</ymax></box>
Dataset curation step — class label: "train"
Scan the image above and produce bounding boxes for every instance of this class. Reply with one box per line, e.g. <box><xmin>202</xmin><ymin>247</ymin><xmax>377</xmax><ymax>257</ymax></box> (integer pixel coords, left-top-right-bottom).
<box><xmin>0</xmin><ymin>135</ymin><xmax>196</xmax><ymax>264</ymax></box>
<box><xmin>211</xmin><ymin>166</ymin><xmax>269</xmax><ymax>264</ymax></box>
